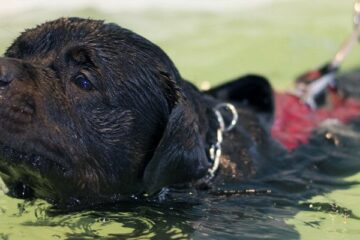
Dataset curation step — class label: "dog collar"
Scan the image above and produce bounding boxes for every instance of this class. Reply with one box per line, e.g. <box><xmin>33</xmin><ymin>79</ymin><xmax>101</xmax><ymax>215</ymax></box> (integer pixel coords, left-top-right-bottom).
<box><xmin>206</xmin><ymin>103</ymin><xmax>238</xmax><ymax>181</ymax></box>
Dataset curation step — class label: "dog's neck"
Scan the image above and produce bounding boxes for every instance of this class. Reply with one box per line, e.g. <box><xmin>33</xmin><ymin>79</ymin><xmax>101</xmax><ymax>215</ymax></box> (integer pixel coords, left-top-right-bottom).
<box><xmin>180</xmin><ymin>81</ymin><xmax>239</xmax><ymax>184</ymax></box>
<box><xmin>203</xmin><ymin>103</ymin><xmax>239</xmax><ymax>185</ymax></box>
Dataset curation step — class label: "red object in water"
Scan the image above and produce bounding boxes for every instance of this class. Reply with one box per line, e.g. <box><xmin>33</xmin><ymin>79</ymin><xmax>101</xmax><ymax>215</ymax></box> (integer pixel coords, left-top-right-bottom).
<box><xmin>271</xmin><ymin>91</ymin><xmax>360</xmax><ymax>150</ymax></box>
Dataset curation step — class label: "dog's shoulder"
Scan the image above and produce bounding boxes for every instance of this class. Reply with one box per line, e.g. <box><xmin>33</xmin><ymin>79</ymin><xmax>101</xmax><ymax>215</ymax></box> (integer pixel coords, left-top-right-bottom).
<box><xmin>205</xmin><ymin>74</ymin><xmax>274</xmax><ymax>126</ymax></box>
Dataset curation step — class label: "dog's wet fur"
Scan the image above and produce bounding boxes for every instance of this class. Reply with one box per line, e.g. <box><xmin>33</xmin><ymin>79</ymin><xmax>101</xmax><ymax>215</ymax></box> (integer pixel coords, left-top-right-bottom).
<box><xmin>0</xmin><ymin>18</ymin><xmax>282</xmax><ymax>207</ymax></box>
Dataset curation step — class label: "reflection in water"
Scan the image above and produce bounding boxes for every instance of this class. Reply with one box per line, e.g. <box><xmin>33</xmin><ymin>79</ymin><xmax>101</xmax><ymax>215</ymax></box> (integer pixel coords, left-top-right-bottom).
<box><xmin>1</xmin><ymin>119</ymin><xmax>360</xmax><ymax>239</ymax></box>
<box><xmin>0</xmin><ymin>196</ymin><xmax>196</xmax><ymax>239</ymax></box>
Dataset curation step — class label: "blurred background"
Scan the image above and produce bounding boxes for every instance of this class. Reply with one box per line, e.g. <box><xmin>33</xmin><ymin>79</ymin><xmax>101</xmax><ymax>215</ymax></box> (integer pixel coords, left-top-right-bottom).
<box><xmin>1</xmin><ymin>2</ymin><xmax>360</xmax><ymax>239</ymax></box>
<box><xmin>0</xmin><ymin>0</ymin><xmax>359</xmax><ymax>90</ymax></box>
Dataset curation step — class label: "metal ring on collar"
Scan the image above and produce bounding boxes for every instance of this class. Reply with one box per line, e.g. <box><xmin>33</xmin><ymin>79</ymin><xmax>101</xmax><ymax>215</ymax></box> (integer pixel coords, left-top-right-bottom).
<box><xmin>214</xmin><ymin>103</ymin><xmax>238</xmax><ymax>132</ymax></box>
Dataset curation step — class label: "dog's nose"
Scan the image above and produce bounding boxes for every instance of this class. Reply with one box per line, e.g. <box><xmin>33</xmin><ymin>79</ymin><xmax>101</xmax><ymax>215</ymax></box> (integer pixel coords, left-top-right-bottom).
<box><xmin>0</xmin><ymin>58</ymin><xmax>18</xmax><ymax>87</ymax></box>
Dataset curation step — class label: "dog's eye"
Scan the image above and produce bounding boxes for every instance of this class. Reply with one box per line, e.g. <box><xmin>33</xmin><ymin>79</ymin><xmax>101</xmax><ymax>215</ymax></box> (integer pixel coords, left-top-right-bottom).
<box><xmin>72</xmin><ymin>74</ymin><xmax>93</xmax><ymax>91</ymax></box>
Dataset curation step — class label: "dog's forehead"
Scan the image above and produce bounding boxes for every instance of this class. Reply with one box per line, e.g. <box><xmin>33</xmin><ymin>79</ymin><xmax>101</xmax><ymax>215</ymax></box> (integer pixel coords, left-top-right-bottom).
<box><xmin>5</xmin><ymin>18</ymin><xmax>126</xmax><ymax>61</ymax></box>
<box><xmin>5</xmin><ymin>17</ymin><xmax>181</xmax><ymax>88</ymax></box>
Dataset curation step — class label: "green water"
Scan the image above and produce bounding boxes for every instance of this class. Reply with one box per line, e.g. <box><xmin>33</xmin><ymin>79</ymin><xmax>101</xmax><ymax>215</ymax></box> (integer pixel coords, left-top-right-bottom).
<box><xmin>1</xmin><ymin>1</ymin><xmax>360</xmax><ymax>239</ymax></box>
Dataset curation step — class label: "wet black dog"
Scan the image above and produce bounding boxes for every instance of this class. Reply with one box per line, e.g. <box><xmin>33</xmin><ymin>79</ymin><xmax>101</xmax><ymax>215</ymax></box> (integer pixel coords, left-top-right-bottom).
<box><xmin>0</xmin><ymin>18</ymin><xmax>280</xmax><ymax>207</ymax></box>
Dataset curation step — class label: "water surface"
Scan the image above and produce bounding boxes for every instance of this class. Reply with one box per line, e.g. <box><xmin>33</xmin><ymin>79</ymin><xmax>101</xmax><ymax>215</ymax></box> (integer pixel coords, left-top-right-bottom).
<box><xmin>1</xmin><ymin>120</ymin><xmax>360</xmax><ymax>239</ymax></box>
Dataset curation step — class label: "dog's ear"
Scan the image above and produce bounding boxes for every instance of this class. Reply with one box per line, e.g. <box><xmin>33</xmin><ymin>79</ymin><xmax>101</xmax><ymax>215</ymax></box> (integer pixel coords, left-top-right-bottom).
<box><xmin>142</xmin><ymin>71</ymin><xmax>210</xmax><ymax>195</ymax></box>
<box><xmin>206</xmin><ymin>74</ymin><xmax>274</xmax><ymax>123</ymax></box>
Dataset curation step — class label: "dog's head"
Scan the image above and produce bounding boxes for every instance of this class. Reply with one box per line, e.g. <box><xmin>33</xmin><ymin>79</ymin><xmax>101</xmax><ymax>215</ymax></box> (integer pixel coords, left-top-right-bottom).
<box><xmin>0</xmin><ymin>18</ymin><xmax>210</xmax><ymax>206</ymax></box>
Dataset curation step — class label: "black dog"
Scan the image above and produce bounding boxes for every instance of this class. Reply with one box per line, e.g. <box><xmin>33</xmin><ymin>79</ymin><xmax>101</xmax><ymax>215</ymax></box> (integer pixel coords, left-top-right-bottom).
<box><xmin>0</xmin><ymin>18</ymin><xmax>280</xmax><ymax>207</ymax></box>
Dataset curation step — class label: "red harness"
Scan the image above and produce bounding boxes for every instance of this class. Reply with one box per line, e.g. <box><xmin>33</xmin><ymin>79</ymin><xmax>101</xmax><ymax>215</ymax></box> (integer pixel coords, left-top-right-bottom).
<box><xmin>271</xmin><ymin>90</ymin><xmax>360</xmax><ymax>150</ymax></box>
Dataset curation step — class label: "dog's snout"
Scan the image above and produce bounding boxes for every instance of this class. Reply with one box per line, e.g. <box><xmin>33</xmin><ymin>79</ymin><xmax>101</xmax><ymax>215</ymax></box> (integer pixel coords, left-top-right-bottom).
<box><xmin>0</xmin><ymin>58</ymin><xmax>38</xmax><ymax>126</ymax></box>
<box><xmin>0</xmin><ymin>58</ymin><xmax>18</xmax><ymax>87</ymax></box>
<box><xmin>0</xmin><ymin>66</ymin><xmax>13</xmax><ymax>87</ymax></box>
<box><xmin>0</xmin><ymin>59</ymin><xmax>16</xmax><ymax>87</ymax></box>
